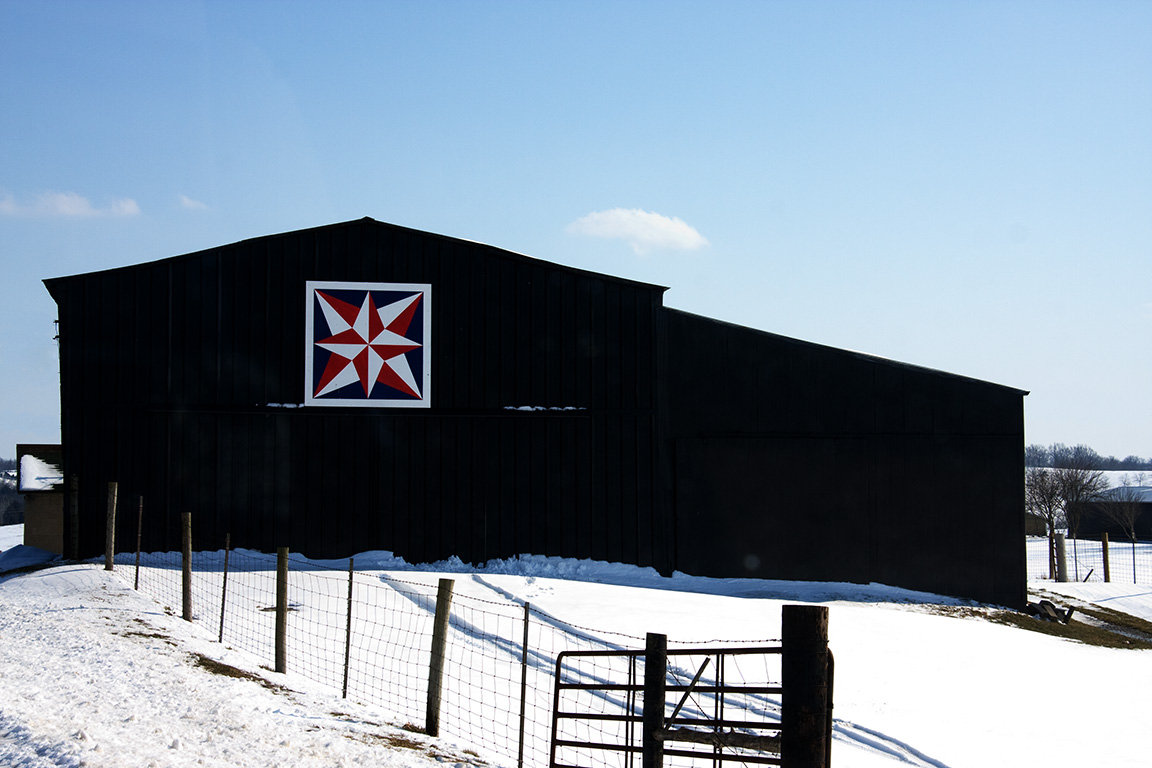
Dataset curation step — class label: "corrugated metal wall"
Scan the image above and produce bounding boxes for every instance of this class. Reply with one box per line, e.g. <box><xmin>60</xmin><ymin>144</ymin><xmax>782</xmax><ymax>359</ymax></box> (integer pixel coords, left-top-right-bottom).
<box><xmin>49</xmin><ymin>219</ymin><xmax>671</xmax><ymax>572</ymax></box>
<box><xmin>47</xmin><ymin>219</ymin><xmax>1025</xmax><ymax>606</ymax></box>
<box><xmin>664</xmin><ymin>310</ymin><xmax>1026</xmax><ymax>606</ymax></box>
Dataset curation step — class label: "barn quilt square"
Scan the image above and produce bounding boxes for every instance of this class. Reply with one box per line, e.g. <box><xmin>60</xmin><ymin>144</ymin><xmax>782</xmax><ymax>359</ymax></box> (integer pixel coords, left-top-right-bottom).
<box><xmin>305</xmin><ymin>281</ymin><xmax>431</xmax><ymax>407</ymax></box>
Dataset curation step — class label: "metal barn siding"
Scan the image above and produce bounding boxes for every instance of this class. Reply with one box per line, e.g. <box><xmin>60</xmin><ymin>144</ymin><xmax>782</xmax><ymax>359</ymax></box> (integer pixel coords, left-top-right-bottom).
<box><xmin>662</xmin><ymin>309</ymin><xmax>1027</xmax><ymax>607</ymax></box>
<box><xmin>46</xmin><ymin>219</ymin><xmax>672</xmax><ymax>573</ymax></box>
<box><xmin>46</xmin><ymin>219</ymin><xmax>1026</xmax><ymax>607</ymax></box>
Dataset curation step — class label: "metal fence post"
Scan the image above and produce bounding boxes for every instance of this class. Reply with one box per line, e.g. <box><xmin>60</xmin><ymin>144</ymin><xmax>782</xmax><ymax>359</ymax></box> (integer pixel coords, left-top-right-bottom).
<box><xmin>1072</xmin><ymin>536</ymin><xmax>1081</xmax><ymax>581</ymax></box>
<box><xmin>1055</xmin><ymin>533</ymin><xmax>1068</xmax><ymax>583</ymax></box>
<box><xmin>642</xmin><ymin>632</ymin><xmax>667</xmax><ymax>768</ymax></box>
<box><xmin>426</xmin><ymin>578</ymin><xmax>455</xmax><ymax>737</ymax></box>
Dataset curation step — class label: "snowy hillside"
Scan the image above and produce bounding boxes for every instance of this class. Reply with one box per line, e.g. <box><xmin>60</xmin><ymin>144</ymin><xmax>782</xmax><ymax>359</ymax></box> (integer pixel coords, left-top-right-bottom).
<box><xmin>1</xmin><ymin>523</ymin><xmax>1151</xmax><ymax>768</ymax></box>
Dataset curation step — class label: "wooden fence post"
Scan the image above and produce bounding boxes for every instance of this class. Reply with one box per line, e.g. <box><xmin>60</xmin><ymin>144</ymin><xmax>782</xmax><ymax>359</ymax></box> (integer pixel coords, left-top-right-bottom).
<box><xmin>1102</xmin><ymin>533</ymin><xmax>1111</xmax><ymax>583</ymax></box>
<box><xmin>782</xmin><ymin>604</ymin><xmax>830</xmax><ymax>768</ymax></box>
<box><xmin>218</xmin><ymin>533</ymin><xmax>231</xmax><ymax>643</ymax></box>
<box><xmin>1055</xmin><ymin>533</ymin><xmax>1068</xmax><ymax>583</ymax></box>
<box><xmin>104</xmin><ymin>481</ymin><xmax>117</xmax><ymax>571</ymax></box>
<box><xmin>68</xmin><ymin>474</ymin><xmax>79</xmax><ymax>560</ymax></box>
<box><xmin>276</xmin><ymin>547</ymin><xmax>289</xmax><ymax>674</ymax></box>
<box><xmin>181</xmin><ymin>512</ymin><xmax>193</xmax><ymax>621</ymax></box>
<box><xmin>517</xmin><ymin>601</ymin><xmax>531</xmax><ymax>768</ymax></box>
<box><xmin>134</xmin><ymin>496</ymin><xmax>143</xmax><ymax>590</ymax></box>
<box><xmin>642</xmin><ymin>632</ymin><xmax>667</xmax><ymax>768</ymax></box>
<box><xmin>425</xmin><ymin>578</ymin><xmax>455</xmax><ymax>737</ymax></box>
<box><xmin>342</xmin><ymin>557</ymin><xmax>355</xmax><ymax>699</ymax></box>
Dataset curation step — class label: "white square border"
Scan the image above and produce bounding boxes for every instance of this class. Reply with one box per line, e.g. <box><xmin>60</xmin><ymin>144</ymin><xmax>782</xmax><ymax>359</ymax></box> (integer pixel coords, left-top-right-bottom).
<box><xmin>304</xmin><ymin>280</ymin><xmax>432</xmax><ymax>408</ymax></box>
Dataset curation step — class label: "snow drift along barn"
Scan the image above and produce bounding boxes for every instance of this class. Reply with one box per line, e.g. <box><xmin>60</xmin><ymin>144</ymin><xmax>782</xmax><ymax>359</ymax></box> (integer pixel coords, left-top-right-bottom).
<box><xmin>45</xmin><ymin>218</ymin><xmax>1027</xmax><ymax>607</ymax></box>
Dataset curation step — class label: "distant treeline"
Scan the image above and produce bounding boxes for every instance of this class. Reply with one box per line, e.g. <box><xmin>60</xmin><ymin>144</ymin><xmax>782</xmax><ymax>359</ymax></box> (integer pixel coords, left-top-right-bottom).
<box><xmin>1025</xmin><ymin>443</ymin><xmax>1152</xmax><ymax>471</ymax></box>
<box><xmin>0</xmin><ymin>458</ymin><xmax>24</xmax><ymax>526</ymax></box>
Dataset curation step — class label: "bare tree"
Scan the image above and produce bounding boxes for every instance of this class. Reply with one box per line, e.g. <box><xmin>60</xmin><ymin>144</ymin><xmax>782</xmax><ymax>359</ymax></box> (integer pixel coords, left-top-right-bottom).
<box><xmin>1025</xmin><ymin>467</ymin><xmax>1063</xmax><ymax>578</ymax></box>
<box><xmin>0</xmin><ymin>483</ymin><xmax>24</xmax><ymax>526</ymax></box>
<box><xmin>1096</xmin><ymin>474</ymin><xmax>1148</xmax><ymax>583</ymax></box>
<box><xmin>1025</xmin><ymin>453</ymin><xmax>1108</xmax><ymax>580</ymax></box>
<box><xmin>0</xmin><ymin>462</ymin><xmax>25</xmax><ymax>526</ymax></box>
<box><xmin>1048</xmin><ymin>450</ymin><xmax>1108</xmax><ymax>580</ymax></box>
<box><xmin>1120</xmin><ymin>455</ymin><xmax>1149</xmax><ymax>470</ymax></box>
<box><xmin>1024</xmin><ymin>444</ymin><xmax>1050</xmax><ymax>467</ymax></box>
<box><xmin>1054</xmin><ymin>453</ymin><xmax>1108</xmax><ymax>540</ymax></box>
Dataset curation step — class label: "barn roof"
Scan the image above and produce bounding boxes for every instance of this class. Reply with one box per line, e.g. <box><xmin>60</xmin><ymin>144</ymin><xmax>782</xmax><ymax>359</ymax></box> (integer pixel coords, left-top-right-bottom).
<box><xmin>44</xmin><ymin>216</ymin><xmax>670</xmax><ymax>298</ymax></box>
<box><xmin>664</xmin><ymin>307</ymin><xmax>1031</xmax><ymax>396</ymax></box>
<box><xmin>43</xmin><ymin>216</ymin><xmax>1027</xmax><ymax>398</ymax></box>
<box><xmin>1099</xmin><ymin>486</ymin><xmax>1152</xmax><ymax>503</ymax></box>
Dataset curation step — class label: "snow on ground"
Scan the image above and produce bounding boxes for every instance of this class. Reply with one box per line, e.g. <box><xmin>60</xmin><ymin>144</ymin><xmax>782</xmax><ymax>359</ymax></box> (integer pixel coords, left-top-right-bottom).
<box><xmin>2</xmin><ymin>524</ymin><xmax>1151</xmax><ymax>767</ymax></box>
<box><xmin>1100</xmin><ymin>469</ymin><xmax>1150</xmax><ymax>487</ymax></box>
<box><xmin>17</xmin><ymin>455</ymin><xmax>62</xmax><ymax>492</ymax></box>
<box><xmin>0</xmin><ymin>523</ymin><xmax>23</xmax><ymax>550</ymax></box>
<box><xmin>0</xmin><ymin>563</ymin><xmax>493</xmax><ymax>768</ymax></box>
<box><xmin>1038</xmin><ymin>580</ymin><xmax>1152</xmax><ymax>623</ymax></box>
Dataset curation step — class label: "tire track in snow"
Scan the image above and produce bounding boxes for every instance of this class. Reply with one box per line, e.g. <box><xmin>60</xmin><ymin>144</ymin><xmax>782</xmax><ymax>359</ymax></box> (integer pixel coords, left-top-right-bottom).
<box><xmin>831</xmin><ymin>719</ymin><xmax>951</xmax><ymax>767</ymax></box>
<box><xmin>467</xmin><ymin>576</ymin><xmax>950</xmax><ymax>767</ymax></box>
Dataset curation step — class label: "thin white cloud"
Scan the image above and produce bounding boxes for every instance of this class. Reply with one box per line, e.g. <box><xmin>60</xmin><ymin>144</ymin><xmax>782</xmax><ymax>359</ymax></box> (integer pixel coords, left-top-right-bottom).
<box><xmin>566</xmin><ymin>208</ymin><xmax>709</xmax><ymax>255</ymax></box>
<box><xmin>179</xmin><ymin>194</ymin><xmax>208</xmax><ymax>211</ymax></box>
<box><xmin>0</xmin><ymin>191</ymin><xmax>140</xmax><ymax>218</ymax></box>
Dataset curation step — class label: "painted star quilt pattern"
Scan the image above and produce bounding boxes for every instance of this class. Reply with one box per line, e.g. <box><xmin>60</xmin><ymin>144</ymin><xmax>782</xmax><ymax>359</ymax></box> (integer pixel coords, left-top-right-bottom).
<box><xmin>305</xmin><ymin>281</ymin><xmax>431</xmax><ymax>407</ymax></box>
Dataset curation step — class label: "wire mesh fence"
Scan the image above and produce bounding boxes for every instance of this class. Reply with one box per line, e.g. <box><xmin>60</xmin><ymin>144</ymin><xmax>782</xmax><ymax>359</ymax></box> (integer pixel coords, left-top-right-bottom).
<box><xmin>117</xmin><ymin>546</ymin><xmax>784</xmax><ymax>768</ymax></box>
<box><xmin>1025</xmin><ymin>536</ymin><xmax>1152</xmax><ymax>584</ymax></box>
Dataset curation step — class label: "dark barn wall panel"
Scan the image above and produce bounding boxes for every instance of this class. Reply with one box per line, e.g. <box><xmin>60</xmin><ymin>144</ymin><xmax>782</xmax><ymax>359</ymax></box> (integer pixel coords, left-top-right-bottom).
<box><xmin>664</xmin><ymin>308</ymin><xmax>1026</xmax><ymax>607</ymax></box>
<box><xmin>990</xmin><ymin>433</ymin><xmax>1027</xmax><ymax>604</ymax></box>
<box><xmin>675</xmin><ymin>438</ymin><xmax>785</xmax><ymax>581</ymax></box>
<box><xmin>673</xmin><ymin>434</ymin><xmax>1021</xmax><ymax>604</ymax></box>
<box><xmin>110</xmin><ymin>408</ymin><xmax>614</xmax><ymax>564</ymax></box>
<box><xmin>675</xmin><ymin>437</ymin><xmax>871</xmax><ymax>585</ymax></box>
<box><xmin>53</xmin><ymin>219</ymin><xmax>667</xmax><ymax>570</ymax></box>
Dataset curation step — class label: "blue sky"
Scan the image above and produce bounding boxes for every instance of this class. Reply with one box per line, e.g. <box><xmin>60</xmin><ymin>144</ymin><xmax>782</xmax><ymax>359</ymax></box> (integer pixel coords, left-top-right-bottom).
<box><xmin>1</xmin><ymin>1</ymin><xmax>1149</xmax><ymax>460</ymax></box>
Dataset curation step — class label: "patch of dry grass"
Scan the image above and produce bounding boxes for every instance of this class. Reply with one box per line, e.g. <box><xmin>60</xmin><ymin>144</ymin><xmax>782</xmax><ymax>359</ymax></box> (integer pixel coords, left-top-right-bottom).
<box><xmin>191</xmin><ymin>653</ymin><xmax>292</xmax><ymax>692</ymax></box>
<box><xmin>920</xmin><ymin>593</ymin><xmax>1152</xmax><ymax>650</ymax></box>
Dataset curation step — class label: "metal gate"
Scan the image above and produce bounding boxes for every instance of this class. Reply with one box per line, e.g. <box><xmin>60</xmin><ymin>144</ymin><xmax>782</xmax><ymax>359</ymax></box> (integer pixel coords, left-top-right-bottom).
<box><xmin>550</xmin><ymin>643</ymin><xmax>787</xmax><ymax>768</ymax></box>
<box><xmin>549</xmin><ymin>607</ymin><xmax>832</xmax><ymax>768</ymax></box>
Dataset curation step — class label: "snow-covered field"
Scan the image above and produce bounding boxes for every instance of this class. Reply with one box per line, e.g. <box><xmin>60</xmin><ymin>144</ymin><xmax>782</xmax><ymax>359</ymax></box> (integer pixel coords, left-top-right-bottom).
<box><xmin>1026</xmin><ymin>535</ymin><xmax>1152</xmax><ymax>584</ymax></box>
<box><xmin>2</xmin><ymin>523</ymin><xmax>1151</xmax><ymax>768</ymax></box>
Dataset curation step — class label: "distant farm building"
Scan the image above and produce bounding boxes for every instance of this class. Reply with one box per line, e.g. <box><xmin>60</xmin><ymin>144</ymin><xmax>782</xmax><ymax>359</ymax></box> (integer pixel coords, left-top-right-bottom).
<box><xmin>14</xmin><ymin>444</ymin><xmax>64</xmax><ymax>552</ymax></box>
<box><xmin>1072</xmin><ymin>486</ymin><xmax>1152</xmax><ymax>541</ymax></box>
<box><xmin>45</xmin><ymin>218</ymin><xmax>1028</xmax><ymax>606</ymax></box>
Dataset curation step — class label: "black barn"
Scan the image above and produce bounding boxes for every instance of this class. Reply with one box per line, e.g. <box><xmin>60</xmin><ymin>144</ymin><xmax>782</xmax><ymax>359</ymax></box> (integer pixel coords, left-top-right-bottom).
<box><xmin>45</xmin><ymin>218</ymin><xmax>1027</xmax><ymax>606</ymax></box>
<box><xmin>1070</xmin><ymin>488</ymin><xmax>1152</xmax><ymax>541</ymax></box>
